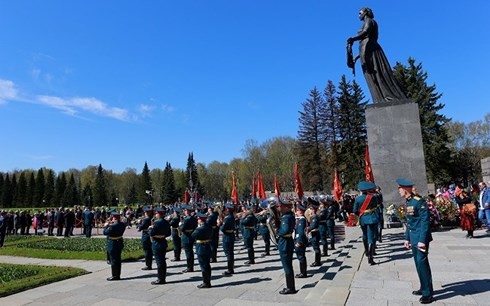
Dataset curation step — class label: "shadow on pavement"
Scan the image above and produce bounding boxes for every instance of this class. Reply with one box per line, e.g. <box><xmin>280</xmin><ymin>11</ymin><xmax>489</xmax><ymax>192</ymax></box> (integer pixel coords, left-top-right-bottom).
<box><xmin>436</xmin><ymin>279</ymin><xmax>490</xmax><ymax>300</ymax></box>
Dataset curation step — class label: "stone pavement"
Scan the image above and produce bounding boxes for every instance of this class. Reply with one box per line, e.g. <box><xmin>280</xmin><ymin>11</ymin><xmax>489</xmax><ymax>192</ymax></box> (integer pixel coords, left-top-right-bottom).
<box><xmin>1</xmin><ymin>225</ymin><xmax>490</xmax><ymax>305</ymax></box>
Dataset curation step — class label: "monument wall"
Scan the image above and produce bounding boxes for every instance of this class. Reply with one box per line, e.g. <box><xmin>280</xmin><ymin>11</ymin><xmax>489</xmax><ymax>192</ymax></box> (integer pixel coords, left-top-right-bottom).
<box><xmin>482</xmin><ymin>157</ymin><xmax>490</xmax><ymax>184</ymax></box>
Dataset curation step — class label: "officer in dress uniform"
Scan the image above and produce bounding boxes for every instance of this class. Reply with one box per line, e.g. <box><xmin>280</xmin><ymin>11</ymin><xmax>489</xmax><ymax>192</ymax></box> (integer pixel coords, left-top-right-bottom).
<box><xmin>220</xmin><ymin>203</ymin><xmax>236</xmax><ymax>275</ymax></box>
<box><xmin>103</xmin><ymin>211</ymin><xmax>126</xmax><ymax>281</ymax></box>
<box><xmin>375</xmin><ymin>186</ymin><xmax>385</xmax><ymax>243</ymax></box>
<box><xmin>257</xmin><ymin>206</ymin><xmax>271</xmax><ymax>257</ymax></box>
<box><xmin>240</xmin><ymin>204</ymin><xmax>257</xmax><ymax>264</ymax></box>
<box><xmin>353</xmin><ymin>181</ymin><xmax>379</xmax><ymax>265</ymax></box>
<box><xmin>294</xmin><ymin>202</ymin><xmax>308</xmax><ymax>278</ymax></box>
<box><xmin>318</xmin><ymin>198</ymin><xmax>329</xmax><ymax>257</ymax></box>
<box><xmin>206</xmin><ymin>204</ymin><xmax>219</xmax><ymax>263</ymax></box>
<box><xmin>149</xmin><ymin>207</ymin><xmax>171</xmax><ymax>285</ymax></box>
<box><xmin>137</xmin><ymin>206</ymin><xmax>153</xmax><ymax>270</ymax></box>
<box><xmin>325</xmin><ymin>196</ymin><xmax>338</xmax><ymax>251</ymax></box>
<box><xmin>307</xmin><ymin>198</ymin><xmax>322</xmax><ymax>267</ymax></box>
<box><xmin>397</xmin><ymin>179</ymin><xmax>434</xmax><ymax>304</ymax></box>
<box><xmin>169</xmin><ymin>207</ymin><xmax>182</xmax><ymax>261</ymax></box>
<box><xmin>278</xmin><ymin>198</ymin><xmax>297</xmax><ymax>294</ymax></box>
<box><xmin>192</xmin><ymin>212</ymin><xmax>213</xmax><ymax>288</ymax></box>
<box><xmin>180</xmin><ymin>204</ymin><xmax>198</xmax><ymax>273</ymax></box>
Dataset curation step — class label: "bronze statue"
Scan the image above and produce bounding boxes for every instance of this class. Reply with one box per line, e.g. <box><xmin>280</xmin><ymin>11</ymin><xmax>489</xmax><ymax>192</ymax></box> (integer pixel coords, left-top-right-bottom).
<box><xmin>347</xmin><ymin>7</ymin><xmax>407</xmax><ymax>104</ymax></box>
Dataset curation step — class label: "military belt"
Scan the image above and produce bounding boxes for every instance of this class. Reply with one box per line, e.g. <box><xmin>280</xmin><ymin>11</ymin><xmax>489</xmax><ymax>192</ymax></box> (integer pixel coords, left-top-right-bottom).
<box><xmin>244</xmin><ymin>226</ymin><xmax>255</xmax><ymax>229</ymax></box>
<box><xmin>142</xmin><ymin>229</ymin><xmax>148</xmax><ymax>232</ymax></box>
<box><xmin>310</xmin><ymin>229</ymin><xmax>318</xmax><ymax>232</ymax></box>
<box><xmin>224</xmin><ymin>230</ymin><xmax>235</xmax><ymax>233</ymax></box>
<box><xmin>259</xmin><ymin>223</ymin><xmax>267</xmax><ymax>226</ymax></box>
<box><xmin>281</xmin><ymin>234</ymin><xmax>292</xmax><ymax>238</ymax></box>
<box><xmin>362</xmin><ymin>207</ymin><xmax>377</xmax><ymax>214</ymax></box>
<box><xmin>151</xmin><ymin>235</ymin><xmax>166</xmax><ymax>239</ymax></box>
<box><xmin>319</xmin><ymin>221</ymin><xmax>327</xmax><ymax>223</ymax></box>
<box><xmin>196</xmin><ymin>240</ymin><xmax>210</xmax><ymax>244</ymax></box>
<box><xmin>184</xmin><ymin>229</ymin><xmax>193</xmax><ymax>233</ymax></box>
<box><xmin>109</xmin><ymin>236</ymin><xmax>123</xmax><ymax>240</ymax></box>
<box><xmin>212</xmin><ymin>226</ymin><xmax>217</xmax><ymax>229</ymax></box>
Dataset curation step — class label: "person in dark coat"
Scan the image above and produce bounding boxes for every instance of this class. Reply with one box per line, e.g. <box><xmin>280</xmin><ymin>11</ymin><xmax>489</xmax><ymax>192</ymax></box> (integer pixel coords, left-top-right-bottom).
<box><xmin>307</xmin><ymin>198</ymin><xmax>322</xmax><ymax>267</ymax></box>
<box><xmin>0</xmin><ymin>211</ymin><xmax>7</xmax><ymax>247</ymax></box>
<box><xmin>277</xmin><ymin>198</ymin><xmax>297</xmax><ymax>294</ymax></box>
<box><xmin>220</xmin><ymin>203</ymin><xmax>236</xmax><ymax>275</ymax></box>
<box><xmin>294</xmin><ymin>203</ymin><xmax>308</xmax><ymax>278</ymax></box>
<box><xmin>318</xmin><ymin>198</ymin><xmax>329</xmax><ymax>257</ymax></box>
<box><xmin>47</xmin><ymin>208</ymin><xmax>55</xmax><ymax>236</ymax></box>
<box><xmin>169</xmin><ymin>208</ymin><xmax>182</xmax><ymax>262</ymax></box>
<box><xmin>180</xmin><ymin>205</ymin><xmax>197</xmax><ymax>273</ymax></box>
<box><xmin>149</xmin><ymin>207</ymin><xmax>171</xmax><ymax>285</ymax></box>
<box><xmin>206</xmin><ymin>205</ymin><xmax>219</xmax><ymax>263</ymax></box>
<box><xmin>103</xmin><ymin>212</ymin><xmax>126</xmax><ymax>281</ymax></box>
<box><xmin>257</xmin><ymin>207</ymin><xmax>271</xmax><ymax>257</ymax></box>
<box><xmin>64</xmin><ymin>209</ymin><xmax>75</xmax><ymax>237</ymax></box>
<box><xmin>55</xmin><ymin>208</ymin><xmax>65</xmax><ymax>236</ymax></box>
<box><xmin>137</xmin><ymin>207</ymin><xmax>153</xmax><ymax>270</ymax></box>
<box><xmin>240</xmin><ymin>204</ymin><xmax>257</xmax><ymax>264</ymax></box>
<box><xmin>192</xmin><ymin>212</ymin><xmax>213</xmax><ymax>288</ymax></box>
<box><xmin>83</xmin><ymin>207</ymin><xmax>94</xmax><ymax>238</ymax></box>
<box><xmin>325</xmin><ymin>197</ymin><xmax>338</xmax><ymax>250</ymax></box>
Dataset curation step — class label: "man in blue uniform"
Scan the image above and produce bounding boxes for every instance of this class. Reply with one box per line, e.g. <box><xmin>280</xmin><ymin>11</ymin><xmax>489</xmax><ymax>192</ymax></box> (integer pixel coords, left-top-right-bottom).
<box><xmin>206</xmin><ymin>204</ymin><xmax>219</xmax><ymax>263</ymax></box>
<box><xmin>294</xmin><ymin>202</ymin><xmax>308</xmax><ymax>278</ymax></box>
<box><xmin>397</xmin><ymin>179</ymin><xmax>434</xmax><ymax>304</ymax></box>
<box><xmin>137</xmin><ymin>206</ymin><xmax>153</xmax><ymax>270</ymax></box>
<box><xmin>325</xmin><ymin>197</ymin><xmax>338</xmax><ymax>250</ymax></box>
<box><xmin>103</xmin><ymin>211</ymin><xmax>126</xmax><ymax>281</ymax></box>
<box><xmin>192</xmin><ymin>212</ymin><xmax>213</xmax><ymax>288</ymax></box>
<box><xmin>149</xmin><ymin>207</ymin><xmax>171</xmax><ymax>285</ymax></box>
<box><xmin>308</xmin><ymin>198</ymin><xmax>322</xmax><ymax>267</ymax></box>
<box><xmin>181</xmin><ymin>204</ymin><xmax>198</xmax><ymax>273</ymax></box>
<box><xmin>169</xmin><ymin>207</ymin><xmax>182</xmax><ymax>262</ymax></box>
<box><xmin>353</xmin><ymin>181</ymin><xmax>379</xmax><ymax>265</ymax></box>
<box><xmin>220</xmin><ymin>203</ymin><xmax>236</xmax><ymax>275</ymax></box>
<box><xmin>257</xmin><ymin>206</ymin><xmax>271</xmax><ymax>257</ymax></box>
<box><xmin>83</xmin><ymin>207</ymin><xmax>94</xmax><ymax>238</ymax></box>
<box><xmin>278</xmin><ymin>198</ymin><xmax>297</xmax><ymax>294</ymax></box>
<box><xmin>240</xmin><ymin>204</ymin><xmax>257</xmax><ymax>264</ymax></box>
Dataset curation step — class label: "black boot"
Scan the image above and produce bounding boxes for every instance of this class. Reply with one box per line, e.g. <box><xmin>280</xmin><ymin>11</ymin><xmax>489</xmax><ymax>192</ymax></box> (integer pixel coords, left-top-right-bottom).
<box><xmin>368</xmin><ymin>244</ymin><xmax>375</xmax><ymax>265</ymax></box>
<box><xmin>322</xmin><ymin>244</ymin><xmax>329</xmax><ymax>257</ymax></box>
<box><xmin>142</xmin><ymin>256</ymin><xmax>152</xmax><ymax>270</ymax></box>
<box><xmin>223</xmin><ymin>259</ymin><xmax>234</xmax><ymax>275</ymax></box>
<box><xmin>151</xmin><ymin>267</ymin><xmax>166</xmax><ymax>285</ymax></box>
<box><xmin>107</xmin><ymin>265</ymin><xmax>121</xmax><ymax>281</ymax></box>
<box><xmin>197</xmin><ymin>271</ymin><xmax>211</xmax><ymax>288</ymax></box>
<box><xmin>279</xmin><ymin>273</ymin><xmax>297</xmax><ymax>294</ymax></box>
<box><xmin>310</xmin><ymin>252</ymin><xmax>322</xmax><ymax>267</ymax></box>
<box><xmin>245</xmin><ymin>249</ymin><xmax>255</xmax><ymax>264</ymax></box>
<box><xmin>183</xmin><ymin>257</ymin><xmax>194</xmax><ymax>273</ymax></box>
<box><xmin>295</xmin><ymin>261</ymin><xmax>307</xmax><ymax>278</ymax></box>
<box><xmin>171</xmin><ymin>250</ymin><xmax>180</xmax><ymax>261</ymax></box>
<box><xmin>363</xmin><ymin>240</ymin><xmax>369</xmax><ymax>256</ymax></box>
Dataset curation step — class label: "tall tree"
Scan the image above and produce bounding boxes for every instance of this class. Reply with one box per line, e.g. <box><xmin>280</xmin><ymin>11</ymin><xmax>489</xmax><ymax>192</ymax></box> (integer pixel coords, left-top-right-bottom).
<box><xmin>93</xmin><ymin>164</ymin><xmax>108</xmax><ymax>207</ymax></box>
<box><xmin>82</xmin><ymin>184</ymin><xmax>93</xmax><ymax>207</ymax></box>
<box><xmin>1</xmin><ymin>174</ymin><xmax>13</xmax><ymax>207</ymax></box>
<box><xmin>296</xmin><ymin>87</ymin><xmax>326</xmax><ymax>191</ymax></box>
<box><xmin>126</xmin><ymin>183</ymin><xmax>138</xmax><ymax>205</ymax></box>
<box><xmin>34</xmin><ymin>168</ymin><xmax>45</xmax><ymax>207</ymax></box>
<box><xmin>44</xmin><ymin>169</ymin><xmax>55</xmax><ymax>206</ymax></box>
<box><xmin>161</xmin><ymin>162</ymin><xmax>177</xmax><ymax>204</ymax></box>
<box><xmin>139</xmin><ymin>162</ymin><xmax>153</xmax><ymax>204</ymax></box>
<box><xmin>26</xmin><ymin>172</ymin><xmax>36</xmax><ymax>207</ymax></box>
<box><xmin>55</xmin><ymin>172</ymin><xmax>67</xmax><ymax>207</ymax></box>
<box><xmin>185</xmin><ymin>153</ymin><xmax>201</xmax><ymax>193</ymax></box>
<box><xmin>336</xmin><ymin>75</ymin><xmax>368</xmax><ymax>190</ymax></box>
<box><xmin>15</xmin><ymin>172</ymin><xmax>28</xmax><ymax>207</ymax></box>
<box><xmin>393</xmin><ymin>57</ymin><xmax>452</xmax><ymax>185</ymax></box>
<box><xmin>64</xmin><ymin>173</ymin><xmax>80</xmax><ymax>207</ymax></box>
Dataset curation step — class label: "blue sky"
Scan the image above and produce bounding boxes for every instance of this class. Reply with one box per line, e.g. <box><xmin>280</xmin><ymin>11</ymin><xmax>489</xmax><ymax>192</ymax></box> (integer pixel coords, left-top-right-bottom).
<box><xmin>1</xmin><ymin>1</ymin><xmax>489</xmax><ymax>173</ymax></box>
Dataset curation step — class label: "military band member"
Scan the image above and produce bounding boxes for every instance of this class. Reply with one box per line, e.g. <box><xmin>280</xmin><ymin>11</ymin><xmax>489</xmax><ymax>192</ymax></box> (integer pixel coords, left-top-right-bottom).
<box><xmin>181</xmin><ymin>204</ymin><xmax>198</xmax><ymax>273</ymax></box>
<box><xmin>206</xmin><ymin>204</ymin><xmax>219</xmax><ymax>263</ymax></box>
<box><xmin>353</xmin><ymin>181</ymin><xmax>380</xmax><ymax>265</ymax></box>
<box><xmin>278</xmin><ymin>198</ymin><xmax>297</xmax><ymax>294</ymax></box>
<box><xmin>375</xmin><ymin>186</ymin><xmax>384</xmax><ymax>243</ymax></box>
<box><xmin>307</xmin><ymin>199</ymin><xmax>322</xmax><ymax>267</ymax></box>
<box><xmin>149</xmin><ymin>207</ymin><xmax>171</xmax><ymax>285</ymax></box>
<box><xmin>137</xmin><ymin>206</ymin><xmax>153</xmax><ymax>270</ymax></box>
<box><xmin>220</xmin><ymin>203</ymin><xmax>236</xmax><ymax>275</ymax></box>
<box><xmin>294</xmin><ymin>202</ymin><xmax>308</xmax><ymax>278</ymax></box>
<box><xmin>397</xmin><ymin>179</ymin><xmax>434</xmax><ymax>304</ymax></box>
<box><xmin>169</xmin><ymin>207</ymin><xmax>182</xmax><ymax>261</ymax></box>
<box><xmin>192</xmin><ymin>212</ymin><xmax>213</xmax><ymax>288</ymax></box>
<box><xmin>103</xmin><ymin>211</ymin><xmax>126</xmax><ymax>281</ymax></box>
<box><xmin>240</xmin><ymin>204</ymin><xmax>257</xmax><ymax>264</ymax></box>
<box><xmin>325</xmin><ymin>197</ymin><xmax>338</xmax><ymax>250</ymax></box>
<box><xmin>318</xmin><ymin>198</ymin><xmax>329</xmax><ymax>257</ymax></box>
<box><xmin>257</xmin><ymin>207</ymin><xmax>271</xmax><ymax>257</ymax></box>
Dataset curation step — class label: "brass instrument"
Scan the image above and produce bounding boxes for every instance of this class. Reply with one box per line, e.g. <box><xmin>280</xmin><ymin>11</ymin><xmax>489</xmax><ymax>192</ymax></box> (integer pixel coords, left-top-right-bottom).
<box><xmin>260</xmin><ymin>197</ymin><xmax>281</xmax><ymax>246</ymax></box>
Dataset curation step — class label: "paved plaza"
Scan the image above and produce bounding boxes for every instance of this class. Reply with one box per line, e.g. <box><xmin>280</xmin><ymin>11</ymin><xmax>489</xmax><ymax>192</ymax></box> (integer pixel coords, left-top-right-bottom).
<box><xmin>1</xmin><ymin>225</ymin><xmax>490</xmax><ymax>305</ymax></box>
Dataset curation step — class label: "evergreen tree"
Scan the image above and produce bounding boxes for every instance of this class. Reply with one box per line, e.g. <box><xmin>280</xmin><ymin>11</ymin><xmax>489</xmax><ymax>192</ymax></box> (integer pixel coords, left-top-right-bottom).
<box><xmin>10</xmin><ymin>173</ymin><xmax>17</xmax><ymax>207</ymax></box>
<box><xmin>185</xmin><ymin>153</ymin><xmax>201</xmax><ymax>193</ymax></box>
<box><xmin>336</xmin><ymin>75</ymin><xmax>368</xmax><ymax>190</ymax></box>
<box><xmin>44</xmin><ymin>169</ymin><xmax>55</xmax><ymax>207</ymax></box>
<box><xmin>161</xmin><ymin>162</ymin><xmax>177</xmax><ymax>204</ymax></box>
<box><xmin>34</xmin><ymin>168</ymin><xmax>45</xmax><ymax>207</ymax></box>
<box><xmin>55</xmin><ymin>172</ymin><xmax>67</xmax><ymax>208</ymax></box>
<box><xmin>82</xmin><ymin>184</ymin><xmax>93</xmax><ymax>207</ymax></box>
<box><xmin>0</xmin><ymin>173</ymin><xmax>4</xmax><ymax>207</ymax></box>
<box><xmin>63</xmin><ymin>173</ymin><xmax>80</xmax><ymax>208</ymax></box>
<box><xmin>2</xmin><ymin>174</ymin><xmax>12</xmax><ymax>207</ymax></box>
<box><xmin>393</xmin><ymin>58</ymin><xmax>452</xmax><ymax>185</ymax></box>
<box><xmin>94</xmin><ymin>164</ymin><xmax>108</xmax><ymax>207</ymax></box>
<box><xmin>139</xmin><ymin>162</ymin><xmax>153</xmax><ymax>204</ymax></box>
<box><xmin>296</xmin><ymin>87</ymin><xmax>326</xmax><ymax>191</ymax></box>
<box><xmin>15</xmin><ymin>172</ymin><xmax>28</xmax><ymax>207</ymax></box>
<box><xmin>26</xmin><ymin>172</ymin><xmax>36</xmax><ymax>207</ymax></box>
<box><xmin>126</xmin><ymin>183</ymin><xmax>138</xmax><ymax>205</ymax></box>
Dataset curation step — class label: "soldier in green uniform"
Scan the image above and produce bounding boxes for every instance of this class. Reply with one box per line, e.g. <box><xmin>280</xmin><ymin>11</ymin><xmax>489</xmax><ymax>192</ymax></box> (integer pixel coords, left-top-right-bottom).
<box><xmin>318</xmin><ymin>197</ymin><xmax>329</xmax><ymax>257</ymax></box>
<box><xmin>220</xmin><ymin>203</ymin><xmax>236</xmax><ymax>275</ymax></box>
<box><xmin>149</xmin><ymin>207</ymin><xmax>171</xmax><ymax>285</ymax></box>
<box><xmin>240</xmin><ymin>204</ymin><xmax>257</xmax><ymax>264</ymax></box>
<box><xmin>181</xmin><ymin>204</ymin><xmax>198</xmax><ymax>273</ymax></box>
<box><xmin>257</xmin><ymin>206</ymin><xmax>271</xmax><ymax>257</ymax></box>
<box><xmin>137</xmin><ymin>207</ymin><xmax>153</xmax><ymax>270</ymax></box>
<box><xmin>169</xmin><ymin>207</ymin><xmax>182</xmax><ymax>261</ymax></box>
<box><xmin>397</xmin><ymin>179</ymin><xmax>434</xmax><ymax>304</ymax></box>
<box><xmin>353</xmin><ymin>181</ymin><xmax>379</xmax><ymax>265</ymax></box>
<box><xmin>325</xmin><ymin>196</ymin><xmax>338</xmax><ymax>250</ymax></box>
<box><xmin>294</xmin><ymin>202</ymin><xmax>308</xmax><ymax>278</ymax></box>
<box><xmin>103</xmin><ymin>211</ymin><xmax>126</xmax><ymax>281</ymax></box>
<box><xmin>307</xmin><ymin>198</ymin><xmax>322</xmax><ymax>267</ymax></box>
<box><xmin>278</xmin><ymin>198</ymin><xmax>297</xmax><ymax>294</ymax></box>
<box><xmin>192</xmin><ymin>212</ymin><xmax>213</xmax><ymax>288</ymax></box>
<box><xmin>206</xmin><ymin>204</ymin><xmax>219</xmax><ymax>263</ymax></box>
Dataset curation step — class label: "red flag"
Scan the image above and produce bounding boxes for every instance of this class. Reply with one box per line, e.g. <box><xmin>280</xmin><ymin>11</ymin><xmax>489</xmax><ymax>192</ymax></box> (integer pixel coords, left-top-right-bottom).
<box><xmin>294</xmin><ymin>163</ymin><xmax>304</xmax><ymax>199</ymax></box>
<box><xmin>274</xmin><ymin>175</ymin><xmax>281</xmax><ymax>198</ymax></box>
<box><xmin>231</xmin><ymin>172</ymin><xmax>239</xmax><ymax>205</ymax></box>
<box><xmin>193</xmin><ymin>191</ymin><xmax>199</xmax><ymax>203</ymax></box>
<box><xmin>333</xmin><ymin>169</ymin><xmax>343</xmax><ymax>201</ymax></box>
<box><xmin>252</xmin><ymin>176</ymin><xmax>257</xmax><ymax>199</ymax></box>
<box><xmin>257</xmin><ymin>170</ymin><xmax>266</xmax><ymax>199</ymax></box>
<box><xmin>365</xmin><ymin>144</ymin><xmax>375</xmax><ymax>183</ymax></box>
<box><xmin>184</xmin><ymin>189</ymin><xmax>190</xmax><ymax>204</ymax></box>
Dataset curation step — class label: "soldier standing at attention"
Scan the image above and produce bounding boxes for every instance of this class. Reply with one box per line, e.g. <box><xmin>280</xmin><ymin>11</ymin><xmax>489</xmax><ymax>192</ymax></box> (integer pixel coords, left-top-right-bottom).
<box><xmin>318</xmin><ymin>198</ymin><xmax>329</xmax><ymax>257</ymax></box>
<box><xmin>397</xmin><ymin>179</ymin><xmax>434</xmax><ymax>304</ymax></box>
<box><xmin>103</xmin><ymin>211</ymin><xmax>126</xmax><ymax>281</ymax></box>
<box><xmin>241</xmin><ymin>204</ymin><xmax>257</xmax><ymax>265</ymax></box>
<box><xmin>192</xmin><ymin>212</ymin><xmax>213</xmax><ymax>288</ymax></box>
<box><xmin>137</xmin><ymin>207</ymin><xmax>153</xmax><ymax>270</ymax></box>
<box><xmin>169</xmin><ymin>207</ymin><xmax>182</xmax><ymax>262</ymax></box>
<box><xmin>277</xmin><ymin>198</ymin><xmax>297</xmax><ymax>294</ymax></box>
<box><xmin>257</xmin><ymin>206</ymin><xmax>271</xmax><ymax>257</ymax></box>
<box><xmin>149</xmin><ymin>207</ymin><xmax>171</xmax><ymax>285</ymax></box>
<box><xmin>220</xmin><ymin>203</ymin><xmax>236</xmax><ymax>275</ymax></box>
<box><xmin>206</xmin><ymin>204</ymin><xmax>219</xmax><ymax>263</ymax></box>
<box><xmin>353</xmin><ymin>181</ymin><xmax>379</xmax><ymax>265</ymax></box>
<box><xmin>325</xmin><ymin>196</ymin><xmax>338</xmax><ymax>251</ymax></box>
<box><xmin>181</xmin><ymin>204</ymin><xmax>198</xmax><ymax>273</ymax></box>
<box><xmin>307</xmin><ymin>199</ymin><xmax>322</xmax><ymax>267</ymax></box>
<box><xmin>294</xmin><ymin>202</ymin><xmax>308</xmax><ymax>278</ymax></box>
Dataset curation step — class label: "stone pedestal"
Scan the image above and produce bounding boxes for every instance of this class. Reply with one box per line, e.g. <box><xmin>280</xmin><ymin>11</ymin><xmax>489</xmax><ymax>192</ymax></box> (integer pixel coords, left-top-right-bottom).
<box><xmin>482</xmin><ymin>157</ymin><xmax>490</xmax><ymax>184</ymax></box>
<box><xmin>365</xmin><ymin>101</ymin><xmax>428</xmax><ymax>204</ymax></box>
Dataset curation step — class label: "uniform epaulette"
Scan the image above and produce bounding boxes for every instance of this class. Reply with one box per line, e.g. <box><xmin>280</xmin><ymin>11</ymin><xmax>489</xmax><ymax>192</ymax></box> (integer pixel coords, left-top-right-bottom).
<box><xmin>413</xmin><ymin>195</ymin><xmax>421</xmax><ymax>201</ymax></box>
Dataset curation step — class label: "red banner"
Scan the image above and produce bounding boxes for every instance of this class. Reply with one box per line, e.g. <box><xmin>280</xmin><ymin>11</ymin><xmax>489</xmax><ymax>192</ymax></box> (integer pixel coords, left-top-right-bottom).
<box><xmin>294</xmin><ymin>163</ymin><xmax>304</xmax><ymax>199</ymax></box>
<box><xmin>252</xmin><ymin>175</ymin><xmax>257</xmax><ymax>199</ymax></box>
<box><xmin>184</xmin><ymin>189</ymin><xmax>190</xmax><ymax>204</ymax></box>
<box><xmin>231</xmin><ymin>172</ymin><xmax>239</xmax><ymax>205</ymax></box>
<box><xmin>257</xmin><ymin>170</ymin><xmax>266</xmax><ymax>199</ymax></box>
<box><xmin>365</xmin><ymin>144</ymin><xmax>375</xmax><ymax>183</ymax></box>
<box><xmin>333</xmin><ymin>169</ymin><xmax>343</xmax><ymax>202</ymax></box>
<box><xmin>274</xmin><ymin>175</ymin><xmax>281</xmax><ymax>198</ymax></box>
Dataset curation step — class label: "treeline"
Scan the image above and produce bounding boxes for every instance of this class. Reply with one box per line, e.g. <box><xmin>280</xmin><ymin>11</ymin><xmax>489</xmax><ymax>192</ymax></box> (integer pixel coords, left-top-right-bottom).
<box><xmin>1</xmin><ymin>58</ymin><xmax>489</xmax><ymax>208</ymax></box>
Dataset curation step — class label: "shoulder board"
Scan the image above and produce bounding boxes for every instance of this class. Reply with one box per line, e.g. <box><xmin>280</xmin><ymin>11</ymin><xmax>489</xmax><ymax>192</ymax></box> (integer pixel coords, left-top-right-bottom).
<box><xmin>413</xmin><ymin>196</ymin><xmax>421</xmax><ymax>201</ymax></box>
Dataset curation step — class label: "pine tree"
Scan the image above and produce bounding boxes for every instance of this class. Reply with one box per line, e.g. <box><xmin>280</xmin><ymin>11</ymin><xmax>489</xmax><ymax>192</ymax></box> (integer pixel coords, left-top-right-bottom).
<box><xmin>82</xmin><ymin>184</ymin><xmax>93</xmax><ymax>207</ymax></box>
<box><xmin>63</xmin><ymin>173</ymin><xmax>80</xmax><ymax>208</ymax></box>
<box><xmin>2</xmin><ymin>174</ymin><xmax>12</xmax><ymax>207</ymax></box>
<box><xmin>94</xmin><ymin>164</ymin><xmax>108</xmax><ymax>207</ymax></box>
<box><xmin>55</xmin><ymin>172</ymin><xmax>67</xmax><ymax>208</ymax></box>
<box><xmin>185</xmin><ymin>153</ymin><xmax>200</xmax><ymax>193</ymax></box>
<box><xmin>139</xmin><ymin>162</ymin><xmax>153</xmax><ymax>204</ymax></box>
<box><xmin>15</xmin><ymin>172</ymin><xmax>28</xmax><ymax>207</ymax></box>
<box><xmin>26</xmin><ymin>172</ymin><xmax>36</xmax><ymax>207</ymax></box>
<box><xmin>44</xmin><ymin>169</ymin><xmax>55</xmax><ymax>206</ymax></box>
<box><xmin>393</xmin><ymin>58</ymin><xmax>452</xmax><ymax>185</ymax></box>
<box><xmin>161</xmin><ymin>162</ymin><xmax>177</xmax><ymax>204</ymax></box>
<box><xmin>34</xmin><ymin>168</ymin><xmax>45</xmax><ymax>207</ymax></box>
<box><xmin>10</xmin><ymin>173</ymin><xmax>17</xmax><ymax>207</ymax></box>
<box><xmin>336</xmin><ymin>75</ymin><xmax>368</xmax><ymax>190</ymax></box>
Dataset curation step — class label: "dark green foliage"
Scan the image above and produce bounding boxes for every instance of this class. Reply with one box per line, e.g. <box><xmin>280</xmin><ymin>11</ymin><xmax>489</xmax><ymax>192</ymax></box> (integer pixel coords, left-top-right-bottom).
<box><xmin>44</xmin><ymin>170</ymin><xmax>55</xmax><ymax>207</ymax></box>
<box><xmin>63</xmin><ymin>174</ymin><xmax>79</xmax><ymax>208</ymax></box>
<box><xmin>93</xmin><ymin>165</ymin><xmax>108</xmax><ymax>207</ymax></box>
<box><xmin>54</xmin><ymin>172</ymin><xmax>67</xmax><ymax>208</ymax></box>
<box><xmin>82</xmin><ymin>184</ymin><xmax>93</xmax><ymax>207</ymax></box>
<box><xmin>126</xmin><ymin>183</ymin><xmax>137</xmax><ymax>205</ymax></box>
<box><xmin>16</xmin><ymin>237</ymin><xmax>143</xmax><ymax>253</ymax></box>
<box><xmin>139</xmin><ymin>162</ymin><xmax>153</xmax><ymax>204</ymax></box>
<box><xmin>161</xmin><ymin>162</ymin><xmax>177</xmax><ymax>204</ymax></box>
<box><xmin>15</xmin><ymin>172</ymin><xmax>28</xmax><ymax>207</ymax></box>
<box><xmin>34</xmin><ymin>168</ymin><xmax>45</xmax><ymax>207</ymax></box>
<box><xmin>185</xmin><ymin>153</ymin><xmax>201</xmax><ymax>194</ymax></box>
<box><xmin>2</xmin><ymin>174</ymin><xmax>13</xmax><ymax>207</ymax></box>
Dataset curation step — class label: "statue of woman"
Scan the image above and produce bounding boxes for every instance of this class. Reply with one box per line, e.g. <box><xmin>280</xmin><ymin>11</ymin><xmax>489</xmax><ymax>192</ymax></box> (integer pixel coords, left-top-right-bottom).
<box><xmin>347</xmin><ymin>7</ymin><xmax>407</xmax><ymax>104</ymax></box>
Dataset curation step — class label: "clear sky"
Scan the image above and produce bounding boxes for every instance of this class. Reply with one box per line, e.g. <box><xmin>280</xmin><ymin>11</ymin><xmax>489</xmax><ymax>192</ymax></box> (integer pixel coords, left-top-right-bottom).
<box><xmin>1</xmin><ymin>1</ymin><xmax>489</xmax><ymax>174</ymax></box>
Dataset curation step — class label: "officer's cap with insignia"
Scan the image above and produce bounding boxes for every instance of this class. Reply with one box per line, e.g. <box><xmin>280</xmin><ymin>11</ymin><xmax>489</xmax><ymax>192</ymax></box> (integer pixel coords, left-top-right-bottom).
<box><xmin>174</xmin><ymin>207</ymin><xmax>182</xmax><ymax>213</ymax></box>
<box><xmin>196</xmin><ymin>212</ymin><xmax>208</xmax><ymax>219</ymax></box>
<box><xmin>396</xmin><ymin>178</ymin><xmax>414</xmax><ymax>188</ymax></box>
<box><xmin>278</xmin><ymin>198</ymin><xmax>292</xmax><ymax>206</ymax></box>
<box><xmin>143</xmin><ymin>206</ymin><xmax>152</xmax><ymax>212</ymax></box>
<box><xmin>357</xmin><ymin>181</ymin><xmax>377</xmax><ymax>191</ymax></box>
<box><xmin>155</xmin><ymin>207</ymin><xmax>166</xmax><ymax>215</ymax></box>
<box><xmin>296</xmin><ymin>204</ymin><xmax>307</xmax><ymax>211</ymax></box>
<box><xmin>225</xmin><ymin>203</ymin><xmax>235</xmax><ymax>210</ymax></box>
<box><xmin>181</xmin><ymin>204</ymin><xmax>193</xmax><ymax>211</ymax></box>
<box><xmin>110</xmin><ymin>211</ymin><xmax>121</xmax><ymax>217</ymax></box>
<box><xmin>244</xmin><ymin>204</ymin><xmax>254</xmax><ymax>210</ymax></box>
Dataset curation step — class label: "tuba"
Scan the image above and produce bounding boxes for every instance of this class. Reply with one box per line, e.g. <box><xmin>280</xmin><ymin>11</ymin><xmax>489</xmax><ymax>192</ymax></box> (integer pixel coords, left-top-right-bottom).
<box><xmin>260</xmin><ymin>197</ymin><xmax>281</xmax><ymax>246</ymax></box>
